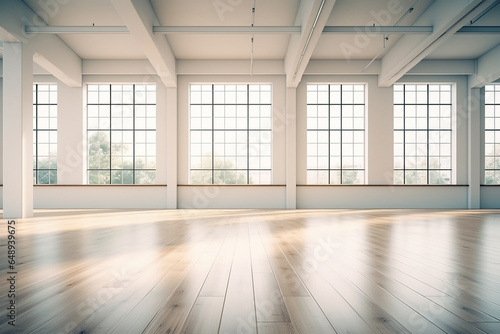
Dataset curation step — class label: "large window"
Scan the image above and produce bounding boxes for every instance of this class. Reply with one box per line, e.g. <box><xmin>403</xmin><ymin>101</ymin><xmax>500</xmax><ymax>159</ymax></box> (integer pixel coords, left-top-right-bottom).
<box><xmin>394</xmin><ymin>84</ymin><xmax>452</xmax><ymax>184</ymax></box>
<box><xmin>33</xmin><ymin>84</ymin><xmax>57</xmax><ymax>184</ymax></box>
<box><xmin>189</xmin><ymin>84</ymin><xmax>272</xmax><ymax>184</ymax></box>
<box><xmin>87</xmin><ymin>84</ymin><xmax>156</xmax><ymax>184</ymax></box>
<box><xmin>306</xmin><ymin>84</ymin><xmax>365</xmax><ymax>184</ymax></box>
<box><xmin>485</xmin><ymin>84</ymin><xmax>500</xmax><ymax>184</ymax></box>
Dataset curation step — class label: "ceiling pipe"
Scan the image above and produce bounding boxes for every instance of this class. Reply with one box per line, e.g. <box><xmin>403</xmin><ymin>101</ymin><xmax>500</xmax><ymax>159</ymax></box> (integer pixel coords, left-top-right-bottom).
<box><xmin>457</xmin><ymin>26</ymin><xmax>500</xmax><ymax>33</ymax></box>
<box><xmin>323</xmin><ymin>26</ymin><xmax>432</xmax><ymax>34</ymax></box>
<box><xmin>154</xmin><ymin>26</ymin><xmax>301</xmax><ymax>34</ymax></box>
<box><xmin>23</xmin><ymin>25</ymin><xmax>500</xmax><ymax>35</ymax></box>
<box><xmin>25</xmin><ymin>25</ymin><xmax>129</xmax><ymax>33</ymax></box>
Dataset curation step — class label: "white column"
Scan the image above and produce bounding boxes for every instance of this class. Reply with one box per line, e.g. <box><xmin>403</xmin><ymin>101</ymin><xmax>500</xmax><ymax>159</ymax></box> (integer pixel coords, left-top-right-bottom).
<box><xmin>57</xmin><ymin>82</ymin><xmax>85</xmax><ymax>184</ymax></box>
<box><xmin>3</xmin><ymin>43</ymin><xmax>33</xmax><ymax>218</ymax></box>
<box><xmin>0</xmin><ymin>75</ymin><xmax>3</xmax><ymax>186</ymax></box>
<box><xmin>367</xmin><ymin>79</ymin><xmax>394</xmax><ymax>184</ymax></box>
<box><xmin>165</xmin><ymin>86</ymin><xmax>177</xmax><ymax>208</ymax></box>
<box><xmin>468</xmin><ymin>87</ymin><xmax>482</xmax><ymax>208</ymax></box>
<box><xmin>286</xmin><ymin>87</ymin><xmax>297</xmax><ymax>209</ymax></box>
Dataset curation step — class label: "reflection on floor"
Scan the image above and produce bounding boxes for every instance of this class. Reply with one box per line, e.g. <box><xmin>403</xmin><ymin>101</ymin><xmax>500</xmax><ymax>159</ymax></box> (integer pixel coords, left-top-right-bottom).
<box><xmin>1</xmin><ymin>209</ymin><xmax>499</xmax><ymax>333</ymax></box>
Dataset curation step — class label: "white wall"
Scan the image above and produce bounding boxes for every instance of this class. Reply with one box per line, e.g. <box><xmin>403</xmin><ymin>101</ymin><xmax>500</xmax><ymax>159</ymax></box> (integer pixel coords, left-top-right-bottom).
<box><xmin>480</xmin><ymin>186</ymin><xmax>500</xmax><ymax>209</ymax></box>
<box><xmin>176</xmin><ymin>74</ymin><xmax>287</xmax><ymax>209</ymax></box>
<box><xmin>34</xmin><ymin>186</ymin><xmax>168</xmax><ymax>209</ymax></box>
<box><xmin>27</xmin><ymin>74</ymin><xmax>170</xmax><ymax>209</ymax></box>
<box><xmin>2</xmin><ymin>61</ymin><xmax>498</xmax><ymax>209</ymax></box>
<box><xmin>0</xmin><ymin>76</ymin><xmax>3</xmax><ymax>207</ymax></box>
<box><xmin>57</xmin><ymin>79</ymin><xmax>84</xmax><ymax>184</ymax></box>
<box><xmin>398</xmin><ymin>75</ymin><xmax>469</xmax><ymax>184</ymax></box>
<box><xmin>0</xmin><ymin>76</ymin><xmax>3</xmax><ymax>186</ymax></box>
<box><xmin>178</xmin><ymin>186</ymin><xmax>285</xmax><ymax>209</ymax></box>
<box><xmin>298</xmin><ymin>186</ymin><xmax>468</xmax><ymax>209</ymax></box>
<box><xmin>293</xmin><ymin>74</ymin><xmax>473</xmax><ymax>209</ymax></box>
<box><xmin>297</xmin><ymin>75</ymin><xmax>395</xmax><ymax>185</ymax></box>
<box><xmin>177</xmin><ymin>75</ymin><xmax>287</xmax><ymax>186</ymax></box>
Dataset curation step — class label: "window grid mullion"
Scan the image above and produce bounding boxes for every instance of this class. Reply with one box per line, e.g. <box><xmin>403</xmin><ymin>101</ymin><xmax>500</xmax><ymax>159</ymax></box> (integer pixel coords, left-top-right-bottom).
<box><xmin>35</xmin><ymin>84</ymin><xmax>39</xmax><ymax>184</ymax></box>
<box><xmin>403</xmin><ymin>84</ymin><xmax>406</xmax><ymax>183</ymax></box>
<box><xmin>132</xmin><ymin>85</ymin><xmax>136</xmax><ymax>184</ymax></box>
<box><xmin>109</xmin><ymin>85</ymin><xmax>112</xmax><ymax>184</ymax></box>
<box><xmin>427</xmin><ymin>85</ymin><xmax>430</xmax><ymax>184</ymax></box>
<box><xmin>328</xmin><ymin>85</ymin><xmax>331</xmax><ymax>184</ymax></box>
<box><xmin>247</xmin><ymin>84</ymin><xmax>250</xmax><ymax>184</ymax></box>
<box><xmin>212</xmin><ymin>85</ymin><xmax>215</xmax><ymax>184</ymax></box>
<box><xmin>33</xmin><ymin>84</ymin><xmax>58</xmax><ymax>185</ymax></box>
<box><xmin>189</xmin><ymin>84</ymin><xmax>271</xmax><ymax>185</ymax></box>
<box><xmin>340</xmin><ymin>84</ymin><xmax>344</xmax><ymax>185</ymax></box>
<box><xmin>484</xmin><ymin>85</ymin><xmax>499</xmax><ymax>184</ymax></box>
<box><xmin>396</xmin><ymin>84</ymin><xmax>453</xmax><ymax>184</ymax></box>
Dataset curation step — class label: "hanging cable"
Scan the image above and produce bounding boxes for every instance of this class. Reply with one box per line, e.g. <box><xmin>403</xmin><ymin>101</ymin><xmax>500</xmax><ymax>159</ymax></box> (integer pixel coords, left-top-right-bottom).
<box><xmin>363</xmin><ymin>0</ymin><xmax>420</xmax><ymax>72</ymax></box>
<box><xmin>250</xmin><ymin>0</ymin><xmax>256</xmax><ymax>76</ymax></box>
<box><xmin>250</xmin><ymin>37</ymin><xmax>254</xmax><ymax>76</ymax></box>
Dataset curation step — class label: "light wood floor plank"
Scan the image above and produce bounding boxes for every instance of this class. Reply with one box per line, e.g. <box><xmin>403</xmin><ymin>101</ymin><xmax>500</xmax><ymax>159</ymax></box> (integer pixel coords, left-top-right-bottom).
<box><xmin>257</xmin><ymin>322</ymin><xmax>297</xmax><ymax>334</ymax></box>
<box><xmin>199</xmin><ymin>226</ymin><xmax>237</xmax><ymax>297</ymax></box>
<box><xmin>143</xmin><ymin>263</ymin><xmax>214</xmax><ymax>334</ymax></box>
<box><xmin>1</xmin><ymin>209</ymin><xmax>499</xmax><ymax>334</ymax></box>
<box><xmin>250</xmin><ymin>222</ymin><xmax>291</xmax><ymax>325</ymax></box>
<box><xmin>182</xmin><ymin>297</ymin><xmax>224</xmax><ymax>334</ymax></box>
<box><xmin>218</xmin><ymin>223</ymin><xmax>257</xmax><ymax>334</ymax></box>
<box><xmin>284</xmin><ymin>297</ymin><xmax>337</xmax><ymax>334</ymax></box>
<box><xmin>276</xmin><ymin>236</ymin><xmax>376</xmax><ymax>334</ymax></box>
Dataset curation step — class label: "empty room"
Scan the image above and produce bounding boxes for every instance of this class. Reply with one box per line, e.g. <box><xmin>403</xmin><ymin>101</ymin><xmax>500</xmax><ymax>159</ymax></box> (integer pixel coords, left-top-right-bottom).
<box><xmin>1</xmin><ymin>0</ymin><xmax>500</xmax><ymax>333</ymax></box>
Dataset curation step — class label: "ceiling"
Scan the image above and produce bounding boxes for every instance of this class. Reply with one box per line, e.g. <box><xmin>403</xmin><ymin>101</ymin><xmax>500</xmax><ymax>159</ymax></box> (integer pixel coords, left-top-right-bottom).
<box><xmin>4</xmin><ymin>0</ymin><xmax>497</xmax><ymax>61</ymax></box>
<box><xmin>0</xmin><ymin>0</ymin><xmax>499</xmax><ymax>87</ymax></box>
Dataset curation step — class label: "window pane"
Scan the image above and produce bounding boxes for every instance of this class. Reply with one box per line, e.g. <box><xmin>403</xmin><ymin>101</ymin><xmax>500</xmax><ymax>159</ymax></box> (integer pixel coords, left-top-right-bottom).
<box><xmin>33</xmin><ymin>84</ymin><xmax>58</xmax><ymax>184</ymax></box>
<box><xmin>485</xmin><ymin>85</ymin><xmax>500</xmax><ymax>184</ymax></box>
<box><xmin>88</xmin><ymin>170</ymin><xmax>110</xmax><ymax>184</ymax></box>
<box><xmin>394</xmin><ymin>84</ymin><xmax>453</xmax><ymax>184</ymax></box>
<box><xmin>307</xmin><ymin>84</ymin><xmax>365</xmax><ymax>184</ymax></box>
<box><xmin>189</xmin><ymin>84</ymin><xmax>272</xmax><ymax>184</ymax></box>
<box><xmin>87</xmin><ymin>85</ymin><xmax>157</xmax><ymax>184</ymax></box>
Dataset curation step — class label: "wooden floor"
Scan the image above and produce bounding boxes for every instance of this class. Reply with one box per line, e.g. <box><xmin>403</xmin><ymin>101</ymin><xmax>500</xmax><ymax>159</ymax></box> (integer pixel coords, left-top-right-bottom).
<box><xmin>1</xmin><ymin>209</ymin><xmax>500</xmax><ymax>334</ymax></box>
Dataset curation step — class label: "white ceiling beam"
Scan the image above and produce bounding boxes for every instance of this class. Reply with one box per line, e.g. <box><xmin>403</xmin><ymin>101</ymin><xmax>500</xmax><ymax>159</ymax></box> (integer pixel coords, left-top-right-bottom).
<box><xmin>83</xmin><ymin>60</ymin><xmax>154</xmax><ymax>75</ymax></box>
<box><xmin>110</xmin><ymin>0</ymin><xmax>176</xmax><ymax>88</ymax></box>
<box><xmin>409</xmin><ymin>60</ymin><xmax>476</xmax><ymax>75</ymax></box>
<box><xmin>177</xmin><ymin>60</ymin><xmax>284</xmax><ymax>75</ymax></box>
<box><xmin>469</xmin><ymin>44</ymin><xmax>500</xmax><ymax>88</ymax></box>
<box><xmin>0</xmin><ymin>0</ymin><xmax>82</xmax><ymax>87</ymax></box>
<box><xmin>305</xmin><ymin>60</ymin><xmax>381</xmax><ymax>75</ymax></box>
<box><xmin>304</xmin><ymin>59</ymin><xmax>476</xmax><ymax>76</ymax></box>
<box><xmin>284</xmin><ymin>0</ymin><xmax>337</xmax><ymax>87</ymax></box>
<box><xmin>378</xmin><ymin>0</ymin><xmax>499</xmax><ymax>88</ymax></box>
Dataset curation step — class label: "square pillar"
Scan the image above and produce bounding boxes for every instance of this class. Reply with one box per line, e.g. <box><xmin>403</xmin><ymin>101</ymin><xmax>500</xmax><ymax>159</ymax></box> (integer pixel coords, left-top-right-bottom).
<box><xmin>286</xmin><ymin>87</ymin><xmax>297</xmax><ymax>209</ymax></box>
<box><xmin>57</xmin><ymin>82</ymin><xmax>84</xmax><ymax>184</ymax></box>
<box><xmin>366</xmin><ymin>79</ymin><xmax>394</xmax><ymax>184</ymax></box>
<box><xmin>3</xmin><ymin>42</ymin><xmax>33</xmax><ymax>218</ymax></box>
<box><xmin>165</xmin><ymin>86</ymin><xmax>177</xmax><ymax>209</ymax></box>
<box><xmin>468</xmin><ymin>87</ymin><xmax>482</xmax><ymax>209</ymax></box>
